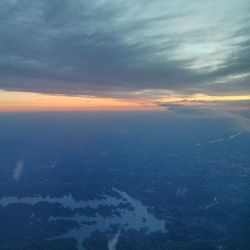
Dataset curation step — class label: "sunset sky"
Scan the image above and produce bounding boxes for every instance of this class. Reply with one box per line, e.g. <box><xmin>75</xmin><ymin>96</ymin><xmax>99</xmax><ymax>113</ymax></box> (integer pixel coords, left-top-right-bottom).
<box><xmin>0</xmin><ymin>0</ymin><xmax>249</xmax><ymax>111</ymax></box>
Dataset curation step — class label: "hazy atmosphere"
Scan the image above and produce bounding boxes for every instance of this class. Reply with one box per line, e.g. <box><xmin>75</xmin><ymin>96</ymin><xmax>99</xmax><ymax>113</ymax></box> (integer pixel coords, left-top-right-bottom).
<box><xmin>0</xmin><ymin>1</ymin><xmax>250</xmax><ymax>250</ymax></box>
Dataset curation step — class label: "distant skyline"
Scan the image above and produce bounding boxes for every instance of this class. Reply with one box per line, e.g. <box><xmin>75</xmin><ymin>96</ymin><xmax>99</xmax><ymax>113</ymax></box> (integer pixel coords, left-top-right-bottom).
<box><xmin>0</xmin><ymin>0</ymin><xmax>249</xmax><ymax>111</ymax></box>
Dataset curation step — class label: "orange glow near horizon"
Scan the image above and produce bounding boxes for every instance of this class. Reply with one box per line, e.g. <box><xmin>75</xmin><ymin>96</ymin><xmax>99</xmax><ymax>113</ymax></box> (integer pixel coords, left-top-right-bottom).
<box><xmin>0</xmin><ymin>90</ymin><xmax>162</xmax><ymax>112</ymax></box>
<box><xmin>0</xmin><ymin>90</ymin><xmax>249</xmax><ymax>112</ymax></box>
<box><xmin>157</xmin><ymin>93</ymin><xmax>250</xmax><ymax>110</ymax></box>
<box><xmin>158</xmin><ymin>93</ymin><xmax>250</xmax><ymax>103</ymax></box>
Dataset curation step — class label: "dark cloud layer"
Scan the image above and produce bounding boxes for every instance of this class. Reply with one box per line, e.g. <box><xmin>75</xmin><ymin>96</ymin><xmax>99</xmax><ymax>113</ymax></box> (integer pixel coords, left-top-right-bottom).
<box><xmin>0</xmin><ymin>0</ymin><xmax>249</xmax><ymax>97</ymax></box>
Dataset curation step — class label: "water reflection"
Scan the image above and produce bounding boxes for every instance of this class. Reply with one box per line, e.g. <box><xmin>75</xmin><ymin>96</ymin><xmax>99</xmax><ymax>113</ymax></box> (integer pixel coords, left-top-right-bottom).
<box><xmin>0</xmin><ymin>188</ymin><xmax>167</xmax><ymax>250</ymax></box>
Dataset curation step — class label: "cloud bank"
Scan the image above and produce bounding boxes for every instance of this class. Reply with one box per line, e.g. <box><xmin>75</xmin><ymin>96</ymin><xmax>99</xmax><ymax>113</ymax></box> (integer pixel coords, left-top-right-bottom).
<box><xmin>0</xmin><ymin>0</ymin><xmax>249</xmax><ymax>100</ymax></box>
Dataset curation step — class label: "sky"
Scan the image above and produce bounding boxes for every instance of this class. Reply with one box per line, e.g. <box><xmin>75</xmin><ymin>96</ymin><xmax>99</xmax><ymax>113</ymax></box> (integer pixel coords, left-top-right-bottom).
<box><xmin>0</xmin><ymin>0</ymin><xmax>249</xmax><ymax>111</ymax></box>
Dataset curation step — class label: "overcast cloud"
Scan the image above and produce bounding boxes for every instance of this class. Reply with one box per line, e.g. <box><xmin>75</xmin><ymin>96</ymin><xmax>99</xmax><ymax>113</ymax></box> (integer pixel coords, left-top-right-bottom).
<box><xmin>0</xmin><ymin>0</ymin><xmax>249</xmax><ymax>97</ymax></box>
